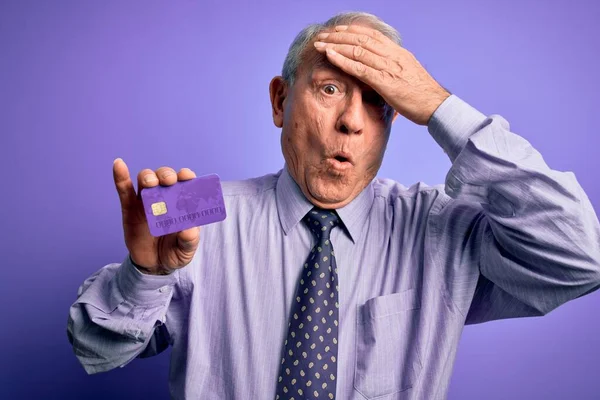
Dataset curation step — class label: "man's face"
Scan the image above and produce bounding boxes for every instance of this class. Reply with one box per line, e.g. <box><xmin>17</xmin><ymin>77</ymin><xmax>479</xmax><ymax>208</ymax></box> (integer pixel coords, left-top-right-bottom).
<box><xmin>270</xmin><ymin>34</ymin><xmax>395</xmax><ymax>209</ymax></box>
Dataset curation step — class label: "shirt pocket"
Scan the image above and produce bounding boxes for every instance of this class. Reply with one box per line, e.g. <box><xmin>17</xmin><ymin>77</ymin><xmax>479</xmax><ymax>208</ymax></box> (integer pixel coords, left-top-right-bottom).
<box><xmin>354</xmin><ymin>287</ymin><xmax>423</xmax><ymax>399</ymax></box>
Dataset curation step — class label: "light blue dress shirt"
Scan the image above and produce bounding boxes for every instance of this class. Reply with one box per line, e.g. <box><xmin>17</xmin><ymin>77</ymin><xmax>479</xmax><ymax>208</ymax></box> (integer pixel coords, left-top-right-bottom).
<box><xmin>67</xmin><ymin>94</ymin><xmax>600</xmax><ymax>399</ymax></box>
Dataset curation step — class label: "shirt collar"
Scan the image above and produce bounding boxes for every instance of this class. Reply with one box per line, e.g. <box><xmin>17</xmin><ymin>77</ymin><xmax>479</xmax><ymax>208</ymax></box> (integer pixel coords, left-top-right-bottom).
<box><xmin>275</xmin><ymin>163</ymin><xmax>375</xmax><ymax>244</ymax></box>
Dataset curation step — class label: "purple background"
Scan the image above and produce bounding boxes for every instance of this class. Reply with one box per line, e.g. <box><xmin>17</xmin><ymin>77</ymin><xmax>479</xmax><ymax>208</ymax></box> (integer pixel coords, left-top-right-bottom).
<box><xmin>1</xmin><ymin>0</ymin><xmax>599</xmax><ymax>399</ymax></box>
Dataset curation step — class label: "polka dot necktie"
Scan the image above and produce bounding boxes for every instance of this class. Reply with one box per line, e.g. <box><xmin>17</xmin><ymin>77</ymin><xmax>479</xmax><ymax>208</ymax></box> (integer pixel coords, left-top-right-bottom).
<box><xmin>276</xmin><ymin>207</ymin><xmax>341</xmax><ymax>400</ymax></box>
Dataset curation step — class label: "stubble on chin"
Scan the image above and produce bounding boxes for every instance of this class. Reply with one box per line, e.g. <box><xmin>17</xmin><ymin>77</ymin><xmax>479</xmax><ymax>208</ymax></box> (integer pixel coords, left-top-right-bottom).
<box><xmin>304</xmin><ymin>164</ymin><xmax>357</xmax><ymax>204</ymax></box>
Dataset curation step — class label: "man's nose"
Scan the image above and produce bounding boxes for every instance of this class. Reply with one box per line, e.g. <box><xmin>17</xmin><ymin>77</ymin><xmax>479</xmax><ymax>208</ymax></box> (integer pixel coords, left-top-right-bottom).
<box><xmin>336</xmin><ymin>91</ymin><xmax>365</xmax><ymax>135</ymax></box>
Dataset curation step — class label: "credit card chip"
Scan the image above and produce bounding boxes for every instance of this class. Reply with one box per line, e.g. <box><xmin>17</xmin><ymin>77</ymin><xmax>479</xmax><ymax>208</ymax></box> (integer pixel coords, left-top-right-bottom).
<box><xmin>151</xmin><ymin>201</ymin><xmax>168</xmax><ymax>216</ymax></box>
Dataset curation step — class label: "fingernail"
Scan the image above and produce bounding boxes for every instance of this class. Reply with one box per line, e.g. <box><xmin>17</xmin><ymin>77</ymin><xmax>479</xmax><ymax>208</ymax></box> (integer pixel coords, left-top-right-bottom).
<box><xmin>317</xmin><ymin>33</ymin><xmax>329</xmax><ymax>39</ymax></box>
<box><xmin>335</xmin><ymin>25</ymin><xmax>348</xmax><ymax>31</ymax></box>
<box><xmin>144</xmin><ymin>175</ymin><xmax>158</xmax><ymax>184</ymax></box>
<box><xmin>113</xmin><ymin>158</ymin><xmax>122</xmax><ymax>164</ymax></box>
<box><xmin>161</xmin><ymin>171</ymin><xmax>175</xmax><ymax>179</ymax></box>
<box><xmin>314</xmin><ymin>41</ymin><xmax>326</xmax><ymax>49</ymax></box>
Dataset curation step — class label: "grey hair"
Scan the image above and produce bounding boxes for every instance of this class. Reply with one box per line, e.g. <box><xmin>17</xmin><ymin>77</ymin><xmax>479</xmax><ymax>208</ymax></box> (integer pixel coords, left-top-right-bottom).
<box><xmin>281</xmin><ymin>11</ymin><xmax>402</xmax><ymax>87</ymax></box>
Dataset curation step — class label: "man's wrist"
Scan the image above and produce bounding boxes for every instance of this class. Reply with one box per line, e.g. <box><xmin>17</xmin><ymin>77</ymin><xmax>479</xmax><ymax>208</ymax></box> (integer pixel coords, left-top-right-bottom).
<box><xmin>423</xmin><ymin>89</ymin><xmax>452</xmax><ymax>126</ymax></box>
<box><xmin>116</xmin><ymin>255</ymin><xmax>178</xmax><ymax>307</ymax></box>
<box><xmin>129</xmin><ymin>255</ymin><xmax>174</xmax><ymax>276</ymax></box>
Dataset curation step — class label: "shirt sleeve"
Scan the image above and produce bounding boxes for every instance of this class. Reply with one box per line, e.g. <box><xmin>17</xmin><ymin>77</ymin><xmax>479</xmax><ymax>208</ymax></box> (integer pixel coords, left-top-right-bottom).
<box><xmin>67</xmin><ymin>254</ymin><xmax>180</xmax><ymax>374</ymax></box>
<box><xmin>427</xmin><ymin>94</ymin><xmax>600</xmax><ymax>325</ymax></box>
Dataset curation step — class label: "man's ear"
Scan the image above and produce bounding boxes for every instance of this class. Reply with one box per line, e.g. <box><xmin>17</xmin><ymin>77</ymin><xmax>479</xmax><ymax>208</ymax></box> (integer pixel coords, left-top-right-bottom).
<box><xmin>269</xmin><ymin>76</ymin><xmax>288</xmax><ymax>128</ymax></box>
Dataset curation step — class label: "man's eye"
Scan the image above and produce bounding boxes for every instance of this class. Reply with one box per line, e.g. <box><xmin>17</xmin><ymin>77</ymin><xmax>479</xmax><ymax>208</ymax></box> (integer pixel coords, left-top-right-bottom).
<box><xmin>322</xmin><ymin>84</ymin><xmax>338</xmax><ymax>95</ymax></box>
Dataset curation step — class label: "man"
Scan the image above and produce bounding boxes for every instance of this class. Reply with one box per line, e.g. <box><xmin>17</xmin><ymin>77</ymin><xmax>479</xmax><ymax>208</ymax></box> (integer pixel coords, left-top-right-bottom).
<box><xmin>67</xmin><ymin>11</ymin><xmax>600</xmax><ymax>400</ymax></box>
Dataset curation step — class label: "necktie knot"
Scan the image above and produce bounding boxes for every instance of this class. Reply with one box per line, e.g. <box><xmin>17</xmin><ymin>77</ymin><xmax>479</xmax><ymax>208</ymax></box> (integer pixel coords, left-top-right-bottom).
<box><xmin>303</xmin><ymin>207</ymin><xmax>341</xmax><ymax>241</ymax></box>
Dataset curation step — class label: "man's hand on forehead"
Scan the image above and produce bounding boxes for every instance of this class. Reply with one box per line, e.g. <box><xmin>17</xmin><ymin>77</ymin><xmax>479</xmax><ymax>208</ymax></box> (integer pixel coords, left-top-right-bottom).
<box><xmin>312</xmin><ymin>24</ymin><xmax>451</xmax><ymax>126</ymax></box>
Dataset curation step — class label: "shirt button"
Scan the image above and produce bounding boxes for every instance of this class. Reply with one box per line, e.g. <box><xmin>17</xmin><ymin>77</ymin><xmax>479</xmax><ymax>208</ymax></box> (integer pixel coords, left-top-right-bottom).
<box><xmin>159</xmin><ymin>286</ymin><xmax>170</xmax><ymax>294</ymax></box>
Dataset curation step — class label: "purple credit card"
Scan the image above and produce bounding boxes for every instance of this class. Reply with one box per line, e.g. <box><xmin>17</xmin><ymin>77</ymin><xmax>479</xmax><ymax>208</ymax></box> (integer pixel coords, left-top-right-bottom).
<box><xmin>140</xmin><ymin>173</ymin><xmax>226</xmax><ymax>237</ymax></box>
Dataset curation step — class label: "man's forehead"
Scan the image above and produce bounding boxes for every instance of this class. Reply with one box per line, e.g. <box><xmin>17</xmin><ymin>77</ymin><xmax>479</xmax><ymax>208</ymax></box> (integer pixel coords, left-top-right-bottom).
<box><xmin>302</xmin><ymin>50</ymin><xmax>373</xmax><ymax>91</ymax></box>
<box><xmin>309</xmin><ymin>54</ymin><xmax>339</xmax><ymax>76</ymax></box>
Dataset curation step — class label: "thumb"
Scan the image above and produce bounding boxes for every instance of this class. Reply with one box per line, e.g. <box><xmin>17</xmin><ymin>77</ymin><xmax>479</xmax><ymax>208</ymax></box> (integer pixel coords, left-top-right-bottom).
<box><xmin>177</xmin><ymin>227</ymin><xmax>200</xmax><ymax>252</ymax></box>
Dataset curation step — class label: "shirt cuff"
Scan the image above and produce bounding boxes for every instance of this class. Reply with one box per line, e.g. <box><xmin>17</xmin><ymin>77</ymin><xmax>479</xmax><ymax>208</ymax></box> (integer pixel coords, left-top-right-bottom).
<box><xmin>427</xmin><ymin>94</ymin><xmax>488</xmax><ymax>162</ymax></box>
<box><xmin>115</xmin><ymin>254</ymin><xmax>178</xmax><ymax>307</ymax></box>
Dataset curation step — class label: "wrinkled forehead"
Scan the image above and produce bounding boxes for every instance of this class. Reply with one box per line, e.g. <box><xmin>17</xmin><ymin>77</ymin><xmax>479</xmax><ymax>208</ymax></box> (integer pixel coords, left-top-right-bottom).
<box><xmin>296</xmin><ymin>28</ymin><xmax>374</xmax><ymax>90</ymax></box>
<box><xmin>305</xmin><ymin>51</ymin><xmax>338</xmax><ymax>77</ymax></box>
<box><xmin>298</xmin><ymin>49</ymin><xmax>365</xmax><ymax>92</ymax></box>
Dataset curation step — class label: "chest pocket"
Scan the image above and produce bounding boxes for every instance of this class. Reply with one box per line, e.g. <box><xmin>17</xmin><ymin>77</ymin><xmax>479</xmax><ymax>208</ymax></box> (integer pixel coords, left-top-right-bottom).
<box><xmin>354</xmin><ymin>288</ymin><xmax>423</xmax><ymax>399</ymax></box>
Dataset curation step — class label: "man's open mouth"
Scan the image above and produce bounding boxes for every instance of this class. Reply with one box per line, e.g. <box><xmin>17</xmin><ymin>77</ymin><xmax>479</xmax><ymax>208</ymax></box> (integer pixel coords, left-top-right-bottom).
<box><xmin>330</xmin><ymin>151</ymin><xmax>353</xmax><ymax>165</ymax></box>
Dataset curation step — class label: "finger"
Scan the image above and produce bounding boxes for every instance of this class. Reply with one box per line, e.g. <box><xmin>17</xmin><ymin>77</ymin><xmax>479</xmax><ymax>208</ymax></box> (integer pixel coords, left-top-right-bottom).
<box><xmin>177</xmin><ymin>167</ymin><xmax>197</xmax><ymax>181</ymax></box>
<box><xmin>137</xmin><ymin>168</ymin><xmax>159</xmax><ymax>191</ymax></box>
<box><xmin>155</xmin><ymin>166</ymin><xmax>178</xmax><ymax>186</ymax></box>
<box><xmin>176</xmin><ymin>227</ymin><xmax>200</xmax><ymax>252</ymax></box>
<box><xmin>314</xmin><ymin>42</ymin><xmax>390</xmax><ymax>73</ymax></box>
<box><xmin>316</xmin><ymin>30</ymin><xmax>389</xmax><ymax>58</ymax></box>
<box><xmin>113</xmin><ymin>158</ymin><xmax>137</xmax><ymax>211</ymax></box>
<box><xmin>322</xmin><ymin>48</ymin><xmax>379</xmax><ymax>86</ymax></box>
<box><xmin>334</xmin><ymin>24</ymin><xmax>399</xmax><ymax>47</ymax></box>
